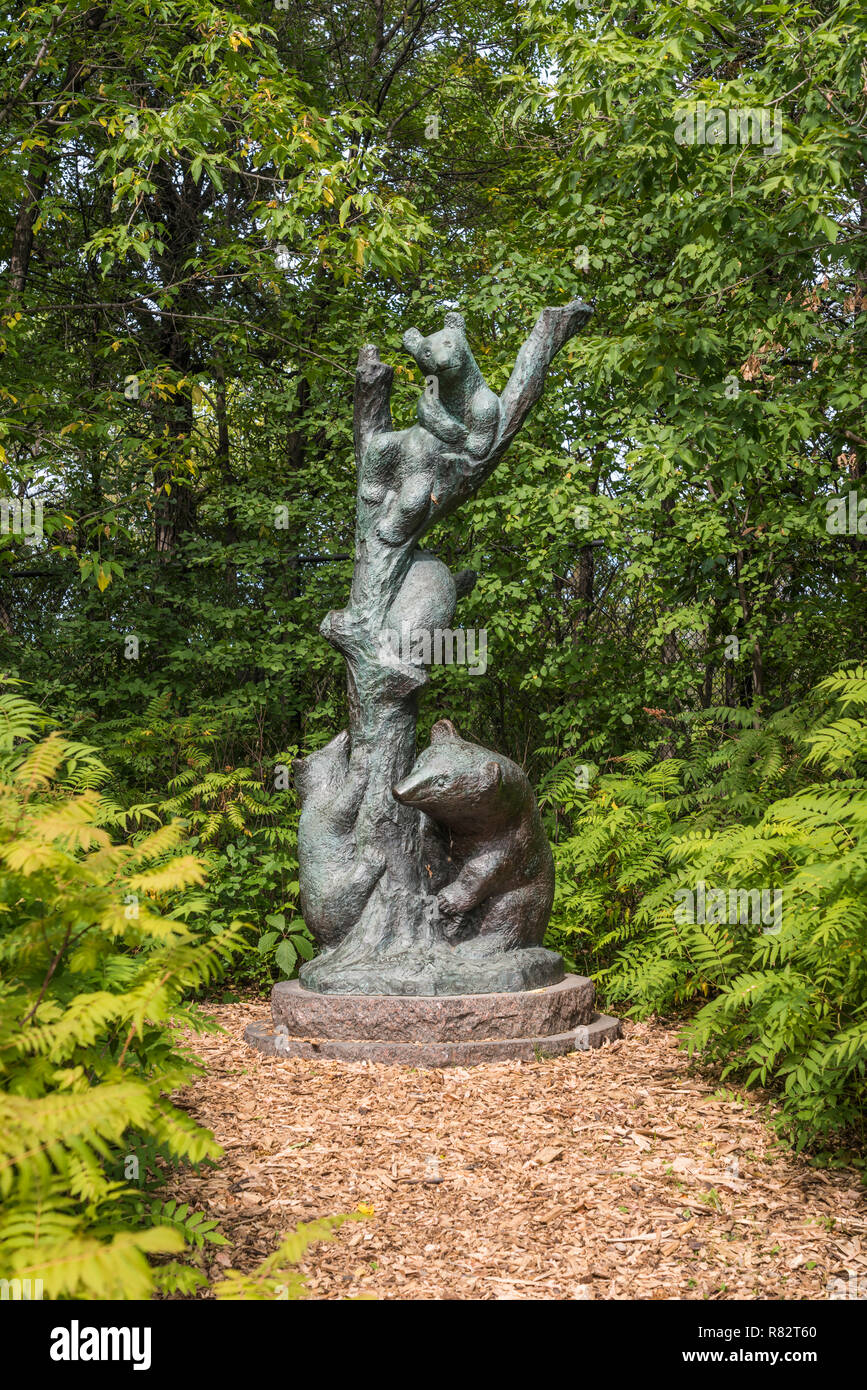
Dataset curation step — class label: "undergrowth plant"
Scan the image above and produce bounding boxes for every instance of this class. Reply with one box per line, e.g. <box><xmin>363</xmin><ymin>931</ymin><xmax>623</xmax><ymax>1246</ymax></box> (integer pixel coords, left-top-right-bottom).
<box><xmin>543</xmin><ymin>667</ymin><xmax>867</xmax><ymax>1155</ymax></box>
<box><xmin>211</xmin><ymin>1215</ymin><xmax>364</xmax><ymax>1300</ymax></box>
<box><xmin>0</xmin><ymin>685</ymin><xmax>247</xmax><ymax>1297</ymax></box>
<box><xmin>93</xmin><ymin>694</ymin><xmax>307</xmax><ymax>991</ymax></box>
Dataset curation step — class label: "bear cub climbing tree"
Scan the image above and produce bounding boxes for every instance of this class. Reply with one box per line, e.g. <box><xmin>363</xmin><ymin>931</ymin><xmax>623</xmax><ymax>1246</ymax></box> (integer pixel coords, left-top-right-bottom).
<box><xmin>295</xmin><ymin>300</ymin><xmax>593</xmax><ymax>996</ymax></box>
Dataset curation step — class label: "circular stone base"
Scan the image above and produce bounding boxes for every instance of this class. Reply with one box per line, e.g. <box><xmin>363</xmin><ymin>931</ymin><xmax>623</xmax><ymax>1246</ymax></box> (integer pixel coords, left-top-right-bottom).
<box><xmin>244</xmin><ymin>1015</ymin><xmax>622</xmax><ymax>1066</ymax></box>
<box><xmin>270</xmin><ymin>975</ymin><xmax>595</xmax><ymax>1042</ymax></box>
<box><xmin>243</xmin><ymin>975</ymin><xmax>622</xmax><ymax>1068</ymax></box>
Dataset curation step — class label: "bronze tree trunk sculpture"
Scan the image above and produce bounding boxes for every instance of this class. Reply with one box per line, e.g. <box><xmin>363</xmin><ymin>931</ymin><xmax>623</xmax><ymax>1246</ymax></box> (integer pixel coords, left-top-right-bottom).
<box><xmin>296</xmin><ymin>299</ymin><xmax>592</xmax><ymax>995</ymax></box>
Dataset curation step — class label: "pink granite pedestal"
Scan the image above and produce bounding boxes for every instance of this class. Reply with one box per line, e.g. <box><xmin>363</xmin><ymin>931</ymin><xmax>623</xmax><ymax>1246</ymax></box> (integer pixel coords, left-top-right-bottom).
<box><xmin>244</xmin><ymin>975</ymin><xmax>621</xmax><ymax>1067</ymax></box>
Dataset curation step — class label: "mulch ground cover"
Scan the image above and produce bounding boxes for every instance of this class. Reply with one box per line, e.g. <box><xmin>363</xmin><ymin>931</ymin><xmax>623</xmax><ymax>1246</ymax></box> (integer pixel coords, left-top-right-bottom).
<box><xmin>168</xmin><ymin>997</ymin><xmax>867</xmax><ymax>1300</ymax></box>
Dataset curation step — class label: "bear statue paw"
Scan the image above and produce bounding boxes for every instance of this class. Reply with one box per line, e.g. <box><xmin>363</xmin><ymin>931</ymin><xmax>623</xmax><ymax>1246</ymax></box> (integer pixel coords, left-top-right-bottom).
<box><xmin>437</xmin><ymin>883</ymin><xmax>474</xmax><ymax>916</ymax></box>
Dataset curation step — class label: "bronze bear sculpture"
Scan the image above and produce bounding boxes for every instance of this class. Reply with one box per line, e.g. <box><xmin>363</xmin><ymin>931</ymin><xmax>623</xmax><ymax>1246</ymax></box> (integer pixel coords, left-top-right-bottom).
<box><xmin>295</xmin><ymin>731</ymin><xmax>385</xmax><ymax>947</ymax></box>
<box><xmin>392</xmin><ymin>719</ymin><xmax>555</xmax><ymax>951</ymax></box>
<box><xmin>358</xmin><ymin>310</ymin><xmax>497</xmax><ymax>548</ymax></box>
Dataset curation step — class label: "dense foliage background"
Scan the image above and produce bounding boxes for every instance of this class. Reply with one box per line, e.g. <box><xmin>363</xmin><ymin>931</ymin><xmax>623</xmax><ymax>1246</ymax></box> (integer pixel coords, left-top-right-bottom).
<box><xmin>1</xmin><ymin>0</ymin><xmax>865</xmax><ymax>1295</ymax></box>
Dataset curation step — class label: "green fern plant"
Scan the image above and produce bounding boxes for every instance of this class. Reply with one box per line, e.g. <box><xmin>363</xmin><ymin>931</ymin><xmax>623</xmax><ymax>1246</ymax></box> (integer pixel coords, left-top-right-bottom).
<box><xmin>544</xmin><ymin>667</ymin><xmax>867</xmax><ymax>1153</ymax></box>
<box><xmin>75</xmin><ymin>692</ymin><xmax>304</xmax><ymax>987</ymax></box>
<box><xmin>0</xmin><ymin>685</ymin><xmax>248</xmax><ymax>1297</ymax></box>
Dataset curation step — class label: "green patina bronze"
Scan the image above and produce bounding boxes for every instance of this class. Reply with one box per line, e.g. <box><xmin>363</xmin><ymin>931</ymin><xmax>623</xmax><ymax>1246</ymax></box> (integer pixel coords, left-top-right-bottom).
<box><xmin>295</xmin><ymin>299</ymin><xmax>592</xmax><ymax>995</ymax></box>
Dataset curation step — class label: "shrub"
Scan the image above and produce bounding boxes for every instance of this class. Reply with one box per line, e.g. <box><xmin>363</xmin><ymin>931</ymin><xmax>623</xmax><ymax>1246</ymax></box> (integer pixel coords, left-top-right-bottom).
<box><xmin>544</xmin><ymin>667</ymin><xmax>867</xmax><ymax>1153</ymax></box>
<box><xmin>0</xmin><ymin>685</ymin><xmax>246</xmax><ymax>1297</ymax></box>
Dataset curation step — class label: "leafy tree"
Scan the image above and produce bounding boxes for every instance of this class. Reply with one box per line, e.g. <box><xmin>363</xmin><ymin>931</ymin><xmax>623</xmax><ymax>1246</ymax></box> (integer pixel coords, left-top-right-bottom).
<box><xmin>1</xmin><ymin>0</ymin><xmax>865</xmax><ymax>1180</ymax></box>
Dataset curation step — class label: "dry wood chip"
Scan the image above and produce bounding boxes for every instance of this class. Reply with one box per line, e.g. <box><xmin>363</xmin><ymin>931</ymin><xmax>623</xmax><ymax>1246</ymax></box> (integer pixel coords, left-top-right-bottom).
<box><xmin>533</xmin><ymin>1146</ymin><xmax>565</xmax><ymax>1166</ymax></box>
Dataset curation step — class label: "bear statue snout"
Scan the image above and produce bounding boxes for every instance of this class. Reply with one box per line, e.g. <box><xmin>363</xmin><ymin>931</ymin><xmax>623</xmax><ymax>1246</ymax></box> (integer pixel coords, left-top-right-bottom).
<box><xmin>392</xmin><ymin>770</ymin><xmax>426</xmax><ymax>806</ymax></box>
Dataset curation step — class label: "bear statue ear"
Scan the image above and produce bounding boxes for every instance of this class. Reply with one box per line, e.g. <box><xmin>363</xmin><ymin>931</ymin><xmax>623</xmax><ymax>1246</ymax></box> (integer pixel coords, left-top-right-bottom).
<box><xmin>402</xmin><ymin>327</ymin><xmax>423</xmax><ymax>356</ymax></box>
<box><xmin>443</xmin><ymin>311</ymin><xmax>465</xmax><ymax>332</ymax></box>
<box><xmin>430</xmin><ymin>718</ymin><xmax>459</xmax><ymax>744</ymax></box>
<box><xmin>484</xmin><ymin>759</ymin><xmax>503</xmax><ymax>787</ymax></box>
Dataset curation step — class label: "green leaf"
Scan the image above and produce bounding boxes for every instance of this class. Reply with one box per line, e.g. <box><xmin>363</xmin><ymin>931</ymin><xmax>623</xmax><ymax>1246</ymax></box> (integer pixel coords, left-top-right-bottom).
<box><xmin>274</xmin><ymin>939</ymin><xmax>298</xmax><ymax>977</ymax></box>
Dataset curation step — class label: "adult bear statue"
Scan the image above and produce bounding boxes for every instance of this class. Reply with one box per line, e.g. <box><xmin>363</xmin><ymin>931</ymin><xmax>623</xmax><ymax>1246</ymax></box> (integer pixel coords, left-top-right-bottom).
<box><xmin>392</xmin><ymin>718</ymin><xmax>555</xmax><ymax>951</ymax></box>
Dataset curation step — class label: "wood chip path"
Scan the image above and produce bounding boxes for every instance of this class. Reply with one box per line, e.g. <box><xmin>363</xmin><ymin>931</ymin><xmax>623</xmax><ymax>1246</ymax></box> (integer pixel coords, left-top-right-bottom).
<box><xmin>168</xmin><ymin>998</ymin><xmax>866</xmax><ymax>1299</ymax></box>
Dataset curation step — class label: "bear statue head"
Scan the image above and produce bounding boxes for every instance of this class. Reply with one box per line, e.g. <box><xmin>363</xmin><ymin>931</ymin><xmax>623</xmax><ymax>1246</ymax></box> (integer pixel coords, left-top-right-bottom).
<box><xmin>402</xmin><ymin>311</ymin><xmax>468</xmax><ymax>381</ymax></box>
<box><xmin>391</xmin><ymin>718</ymin><xmax>503</xmax><ymax>824</ymax></box>
<box><xmin>294</xmin><ymin>728</ymin><xmax>349</xmax><ymax>801</ymax></box>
